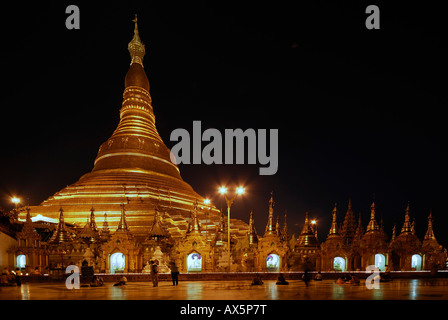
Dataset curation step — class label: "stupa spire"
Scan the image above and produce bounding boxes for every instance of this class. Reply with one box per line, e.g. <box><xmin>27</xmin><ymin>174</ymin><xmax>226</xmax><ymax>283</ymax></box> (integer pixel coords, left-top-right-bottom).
<box><xmin>48</xmin><ymin>207</ymin><xmax>73</xmax><ymax>244</ymax></box>
<box><xmin>366</xmin><ymin>201</ymin><xmax>379</xmax><ymax>232</ymax></box>
<box><xmin>17</xmin><ymin>207</ymin><xmax>41</xmax><ymax>242</ymax></box>
<box><xmin>280</xmin><ymin>211</ymin><xmax>289</xmax><ymax>242</ymax></box>
<box><xmin>248</xmin><ymin>210</ymin><xmax>258</xmax><ymax>245</ymax></box>
<box><xmin>89</xmin><ymin>207</ymin><xmax>98</xmax><ymax>232</ymax></box>
<box><xmin>89</xmin><ymin>14</ymin><xmax>184</xmax><ymax>183</ymax></box>
<box><xmin>296</xmin><ymin>211</ymin><xmax>319</xmax><ymax>247</ymax></box>
<box><xmin>391</xmin><ymin>224</ymin><xmax>397</xmax><ymax>242</ymax></box>
<box><xmin>128</xmin><ymin>14</ymin><xmax>146</xmax><ymax>66</ymax></box>
<box><xmin>354</xmin><ymin>213</ymin><xmax>364</xmax><ymax>238</ymax></box>
<box><xmin>400</xmin><ymin>201</ymin><xmax>412</xmax><ymax>234</ymax></box>
<box><xmin>100</xmin><ymin>213</ymin><xmax>111</xmax><ymax>241</ymax></box>
<box><xmin>424</xmin><ymin>211</ymin><xmax>436</xmax><ymax>241</ymax></box>
<box><xmin>117</xmin><ymin>203</ymin><xmax>130</xmax><ymax>232</ymax></box>
<box><xmin>341</xmin><ymin>198</ymin><xmax>356</xmax><ymax>241</ymax></box>
<box><xmin>328</xmin><ymin>203</ymin><xmax>339</xmax><ymax>236</ymax></box>
<box><xmin>264</xmin><ymin>191</ymin><xmax>276</xmax><ymax>236</ymax></box>
<box><xmin>147</xmin><ymin>206</ymin><xmax>168</xmax><ymax>240</ymax></box>
<box><xmin>189</xmin><ymin>200</ymin><xmax>201</xmax><ymax>233</ymax></box>
<box><xmin>77</xmin><ymin>207</ymin><xmax>100</xmax><ymax>243</ymax></box>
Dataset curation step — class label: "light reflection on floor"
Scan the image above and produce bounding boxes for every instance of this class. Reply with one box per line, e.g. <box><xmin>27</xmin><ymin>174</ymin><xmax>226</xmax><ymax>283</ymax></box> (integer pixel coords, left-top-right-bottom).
<box><xmin>0</xmin><ymin>278</ymin><xmax>447</xmax><ymax>300</ymax></box>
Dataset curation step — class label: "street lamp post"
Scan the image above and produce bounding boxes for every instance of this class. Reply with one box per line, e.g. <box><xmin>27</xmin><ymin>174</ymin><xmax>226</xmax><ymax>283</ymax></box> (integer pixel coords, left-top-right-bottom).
<box><xmin>219</xmin><ymin>186</ymin><xmax>245</xmax><ymax>272</ymax></box>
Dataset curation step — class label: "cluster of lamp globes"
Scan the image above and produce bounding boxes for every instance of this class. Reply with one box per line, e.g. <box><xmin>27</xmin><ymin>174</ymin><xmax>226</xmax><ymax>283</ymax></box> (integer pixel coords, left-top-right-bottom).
<box><xmin>202</xmin><ymin>186</ymin><xmax>245</xmax><ymax>207</ymax></box>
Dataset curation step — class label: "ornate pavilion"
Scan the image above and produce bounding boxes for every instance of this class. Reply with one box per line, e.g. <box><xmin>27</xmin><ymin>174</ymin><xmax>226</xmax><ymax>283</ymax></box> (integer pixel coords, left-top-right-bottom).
<box><xmin>2</xmin><ymin>17</ymin><xmax>446</xmax><ymax>275</ymax></box>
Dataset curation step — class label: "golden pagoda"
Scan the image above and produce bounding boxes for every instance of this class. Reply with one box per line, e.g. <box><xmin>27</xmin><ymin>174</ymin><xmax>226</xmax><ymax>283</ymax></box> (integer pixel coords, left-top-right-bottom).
<box><xmin>23</xmin><ymin>15</ymin><xmax>235</xmax><ymax>241</ymax></box>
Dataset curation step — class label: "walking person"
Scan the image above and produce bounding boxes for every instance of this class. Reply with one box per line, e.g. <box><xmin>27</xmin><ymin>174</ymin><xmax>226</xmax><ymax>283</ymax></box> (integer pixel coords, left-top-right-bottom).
<box><xmin>302</xmin><ymin>269</ymin><xmax>311</xmax><ymax>287</ymax></box>
<box><xmin>151</xmin><ymin>260</ymin><xmax>159</xmax><ymax>287</ymax></box>
<box><xmin>170</xmin><ymin>262</ymin><xmax>179</xmax><ymax>286</ymax></box>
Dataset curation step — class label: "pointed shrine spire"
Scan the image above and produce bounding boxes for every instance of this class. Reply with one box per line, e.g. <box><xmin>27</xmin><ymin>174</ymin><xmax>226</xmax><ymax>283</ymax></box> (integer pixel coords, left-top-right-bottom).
<box><xmin>48</xmin><ymin>207</ymin><xmax>73</xmax><ymax>244</ymax></box>
<box><xmin>391</xmin><ymin>224</ymin><xmax>397</xmax><ymax>242</ymax></box>
<box><xmin>328</xmin><ymin>203</ymin><xmax>339</xmax><ymax>236</ymax></box>
<box><xmin>264</xmin><ymin>191</ymin><xmax>276</xmax><ymax>236</ymax></box>
<box><xmin>189</xmin><ymin>199</ymin><xmax>201</xmax><ymax>233</ymax></box>
<box><xmin>301</xmin><ymin>211</ymin><xmax>310</xmax><ymax>234</ymax></box>
<box><xmin>281</xmin><ymin>211</ymin><xmax>289</xmax><ymax>242</ymax></box>
<box><xmin>296</xmin><ymin>211</ymin><xmax>319</xmax><ymax>247</ymax></box>
<box><xmin>102</xmin><ymin>213</ymin><xmax>110</xmax><ymax>231</ymax></box>
<box><xmin>17</xmin><ymin>207</ymin><xmax>41</xmax><ymax>242</ymax></box>
<box><xmin>248</xmin><ymin>210</ymin><xmax>258</xmax><ymax>245</ymax></box>
<box><xmin>424</xmin><ymin>211</ymin><xmax>437</xmax><ymax>241</ymax></box>
<box><xmin>117</xmin><ymin>203</ymin><xmax>130</xmax><ymax>231</ymax></box>
<box><xmin>366</xmin><ymin>201</ymin><xmax>379</xmax><ymax>232</ymax></box>
<box><xmin>77</xmin><ymin>207</ymin><xmax>100</xmax><ymax>243</ymax></box>
<box><xmin>400</xmin><ymin>201</ymin><xmax>413</xmax><ymax>234</ymax></box>
<box><xmin>128</xmin><ymin>14</ymin><xmax>146</xmax><ymax>66</ymax></box>
<box><xmin>148</xmin><ymin>206</ymin><xmax>168</xmax><ymax>240</ymax></box>
<box><xmin>100</xmin><ymin>213</ymin><xmax>111</xmax><ymax>241</ymax></box>
<box><xmin>89</xmin><ymin>207</ymin><xmax>98</xmax><ymax>232</ymax></box>
<box><xmin>341</xmin><ymin>197</ymin><xmax>356</xmax><ymax>241</ymax></box>
<box><xmin>354</xmin><ymin>212</ymin><xmax>364</xmax><ymax>239</ymax></box>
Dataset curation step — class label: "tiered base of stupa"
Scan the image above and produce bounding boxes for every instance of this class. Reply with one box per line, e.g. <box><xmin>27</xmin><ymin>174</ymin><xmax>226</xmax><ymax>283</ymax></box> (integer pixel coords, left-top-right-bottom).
<box><xmin>27</xmin><ymin>169</ymin><xmax>249</xmax><ymax>241</ymax></box>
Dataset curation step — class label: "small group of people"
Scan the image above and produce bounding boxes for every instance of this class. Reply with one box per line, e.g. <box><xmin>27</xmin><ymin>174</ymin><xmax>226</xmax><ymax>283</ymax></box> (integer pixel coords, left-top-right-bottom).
<box><xmin>90</xmin><ymin>275</ymin><xmax>104</xmax><ymax>287</ymax></box>
<box><xmin>150</xmin><ymin>260</ymin><xmax>180</xmax><ymax>287</ymax></box>
<box><xmin>335</xmin><ymin>273</ymin><xmax>360</xmax><ymax>285</ymax></box>
<box><xmin>1</xmin><ymin>268</ymin><xmax>22</xmax><ymax>287</ymax></box>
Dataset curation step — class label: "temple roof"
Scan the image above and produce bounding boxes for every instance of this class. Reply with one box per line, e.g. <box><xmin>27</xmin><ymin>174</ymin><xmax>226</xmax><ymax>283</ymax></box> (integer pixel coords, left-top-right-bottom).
<box><xmin>76</xmin><ymin>207</ymin><xmax>100</xmax><ymax>243</ymax></box>
<box><xmin>147</xmin><ymin>206</ymin><xmax>168</xmax><ymax>240</ymax></box>
<box><xmin>17</xmin><ymin>208</ymin><xmax>41</xmax><ymax>241</ymax></box>
<box><xmin>48</xmin><ymin>208</ymin><xmax>74</xmax><ymax>244</ymax></box>
<box><xmin>296</xmin><ymin>212</ymin><xmax>319</xmax><ymax>248</ymax></box>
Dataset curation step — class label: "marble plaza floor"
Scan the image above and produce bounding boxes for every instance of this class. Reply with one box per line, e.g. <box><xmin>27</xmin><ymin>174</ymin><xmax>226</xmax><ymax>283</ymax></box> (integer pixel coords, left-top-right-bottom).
<box><xmin>0</xmin><ymin>278</ymin><xmax>447</xmax><ymax>300</ymax></box>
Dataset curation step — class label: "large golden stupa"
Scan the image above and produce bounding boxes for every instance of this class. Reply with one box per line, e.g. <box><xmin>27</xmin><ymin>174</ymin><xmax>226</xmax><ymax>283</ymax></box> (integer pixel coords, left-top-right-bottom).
<box><xmin>24</xmin><ymin>16</ymin><xmax>239</xmax><ymax>240</ymax></box>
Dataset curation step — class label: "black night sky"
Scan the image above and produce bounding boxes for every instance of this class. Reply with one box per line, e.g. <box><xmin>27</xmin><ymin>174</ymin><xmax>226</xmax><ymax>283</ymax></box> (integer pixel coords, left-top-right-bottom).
<box><xmin>1</xmin><ymin>2</ymin><xmax>447</xmax><ymax>246</ymax></box>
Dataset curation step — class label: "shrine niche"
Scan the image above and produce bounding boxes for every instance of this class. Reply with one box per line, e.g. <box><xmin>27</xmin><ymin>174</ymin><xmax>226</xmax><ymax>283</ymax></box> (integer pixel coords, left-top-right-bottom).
<box><xmin>266</xmin><ymin>253</ymin><xmax>280</xmax><ymax>272</ymax></box>
<box><xmin>110</xmin><ymin>252</ymin><xmax>125</xmax><ymax>273</ymax></box>
<box><xmin>411</xmin><ymin>254</ymin><xmax>422</xmax><ymax>271</ymax></box>
<box><xmin>187</xmin><ymin>252</ymin><xmax>202</xmax><ymax>272</ymax></box>
<box><xmin>16</xmin><ymin>254</ymin><xmax>26</xmax><ymax>269</ymax></box>
<box><xmin>333</xmin><ymin>257</ymin><xmax>346</xmax><ymax>271</ymax></box>
<box><xmin>374</xmin><ymin>253</ymin><xmax>386</xmax><ymax>271</ymax></box>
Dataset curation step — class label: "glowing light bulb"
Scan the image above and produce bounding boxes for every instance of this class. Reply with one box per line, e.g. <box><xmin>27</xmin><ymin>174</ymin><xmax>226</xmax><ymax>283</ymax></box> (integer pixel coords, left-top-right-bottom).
<box><xmin>236</xmin><ymin>186</ymin><xmax>245</xmax><ymax>195</ymax></box>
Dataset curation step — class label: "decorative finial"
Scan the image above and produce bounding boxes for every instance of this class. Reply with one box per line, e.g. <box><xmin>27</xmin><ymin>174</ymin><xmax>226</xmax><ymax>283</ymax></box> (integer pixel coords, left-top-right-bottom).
<box><xmin>128</xmin><ymin>14</ymin><xmax>145</xmax><ymax>66</ymax></box>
